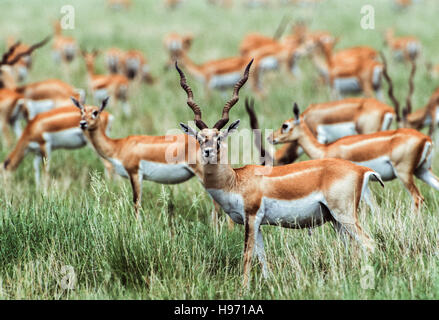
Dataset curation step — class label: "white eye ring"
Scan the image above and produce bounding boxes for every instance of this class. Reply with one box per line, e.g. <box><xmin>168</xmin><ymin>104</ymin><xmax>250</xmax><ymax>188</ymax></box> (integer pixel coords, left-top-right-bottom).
<box><xmin>282</xmin><ymin>124</ymin><xmax>290</xmax><ymax>133</ymax></box>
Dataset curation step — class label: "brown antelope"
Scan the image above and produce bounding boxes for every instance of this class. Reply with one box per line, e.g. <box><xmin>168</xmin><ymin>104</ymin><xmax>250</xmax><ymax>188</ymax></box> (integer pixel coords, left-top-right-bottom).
<box><xmin>81</xmin><ymin>50</ymin><xmax>131</xmax><ymax>115</ymax></box>
<box><xmin>269</xmin><ymin>103</ymin><xmax>439</xmax><ymax>209</ymax></box>
<box><xmin>176</xmin><ymin>60</ymin><xmax>383</xmax><ymax>287</ymax></box>
<box><xmin>122</xmin><ymin>50</ymin><xmax>154</xmax><ymax>84</ymax></box>
<box><xmin>384</xmin><ymin>29</ymin><xmax>421</xmax><ymax>62</ymax></box>
<box><xmin>52</xmin><ymin>21</ymin><xmax>78</xmax><ymax>65</ymax></box>
<box><xmin>5</xmin><ymin>37</ymin><xmax>32</xmax><ymax>82</ymax></box>
<box><xmin>179</xmin><ymin>50</ymin><xmax>253</xmax><ymax>97</ymax></box>
<box><xmin>2</xmin><ymin>106</ymin><xmax>113</xmax><ymax>185</ymax></box>
<box><xmin>246</xmin><ymin>97</ymin><xmax>396</xmax><ymax>165</ymax></box>
<box><xmin>0</xmin><ymin>38</ymin><xmax>84</xmax><ymax>145</ymax></box>
<box><xmin>73</xmin><ymin>96</ymin><xmax>218</xmax><ymax>222</ymax></box>
<box><xmin>104</xmin><ymin>48</ymin><xmax>125</xmax><ymax>74</ymax></box>
<box><xmin>311</xmin><ymin>40</ymin><xmax>383</xmax><ymax>98</ymax></box>
<box><xmin>163</xmin><ymin>33</ymin><xmax>193</xmax><ymax>70</ymax></box>
<box><xmin>238</xmin><ymin>16</ymin><xmax>292</xmax><ymax>57</ymax></box>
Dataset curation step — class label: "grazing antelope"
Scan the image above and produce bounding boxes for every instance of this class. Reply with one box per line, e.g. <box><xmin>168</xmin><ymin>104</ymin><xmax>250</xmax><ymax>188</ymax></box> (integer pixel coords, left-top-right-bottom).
<box><xmin>269</xmin><ymin>103</ymin><xmax>439</xmax><ymax>209</ymax></box>
<box><xmin>2</xmin><ymin>106</ymin><xmax>113</xmax><ymax>185</ymax></box>
<box><xmin>384</xmin><ymin>29</ymin><xmax>421</xmax><ymax>62</ymax></box>
<box><xmin>163</xmin><ymin>33</ymin><xmax>193</xmax><ymax>70</ymax></box>
<box><xmin>311</xmin><ymin>40</ymin><xmax>382</xmax><ymax>98</ymax></box>
<box><xmin>245</xmin><ymin>97</ymin><xmax>396</xmax><ymax>165</ymax></box>
<box><xmin>176</xmin><ymin>60</ymin><xmax>382</xmax><ymax>287</ymax></box>
<box><xmin>52</xmin><ymin>21</ymin><xmax>78</xmax><ymax>65</ymax></box>
<box><xmin>81</xmin><ymin>50</ymin><xmax>131</xmax><ymax>115</ymax></box>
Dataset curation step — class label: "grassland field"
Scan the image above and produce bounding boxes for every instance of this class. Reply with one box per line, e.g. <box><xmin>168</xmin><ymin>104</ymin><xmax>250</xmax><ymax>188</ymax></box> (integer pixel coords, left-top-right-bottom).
<box><xmin>0</xmin><ymin>0</ymin><xmax>439</xmax><ymax>299</ymax></box>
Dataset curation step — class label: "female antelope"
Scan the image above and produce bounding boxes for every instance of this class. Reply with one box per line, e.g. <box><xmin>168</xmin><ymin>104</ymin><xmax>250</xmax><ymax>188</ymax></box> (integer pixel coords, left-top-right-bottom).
<box><xmin>3</xmin><ymin>106</ymin><xmax>113</xmax><ymax>185</ymax></box>
<box><xmin>176</xmin><ymin>60</ymin><xmax>383</xmax><ymax>287</ymax></box>
<box><xmin>269</xmin><ymin>103</ymin><xmax>439</xmax><ymax>209</ymax></box>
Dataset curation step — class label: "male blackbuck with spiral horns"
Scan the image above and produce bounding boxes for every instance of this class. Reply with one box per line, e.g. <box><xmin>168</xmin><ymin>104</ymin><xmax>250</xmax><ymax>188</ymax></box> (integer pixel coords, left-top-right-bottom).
<box><xmin>176</xmin><ymin>60</ymin><xmax>383</xmax><ymax>287</ymax></box>
<box><xmin>245</xmin><ymin>97</ymin><xmax>395</xmax><ymax>165</ymax></box>
<box><xmin>382</xmin><ymin>53</ymin><xmax>439</xmax><ymax>140</ymax></box>
<box><xmin>2</xmin><ymin>106</ymin><xmax>113</xmax><ymax>185</ymax></box>
<box><xmin>0</xmin><ymin>38</ymin><xmax>85</xmax><ymax>145</ymax></box>
<box><xmin>269</xmin><ymin>103</ymin><xmax>439</xmax><ymax>210</ymax></box>
<box><xmin>72</xmin><ymin>97</ymin><xmax>231</xmax><ymax>226</ymax></box>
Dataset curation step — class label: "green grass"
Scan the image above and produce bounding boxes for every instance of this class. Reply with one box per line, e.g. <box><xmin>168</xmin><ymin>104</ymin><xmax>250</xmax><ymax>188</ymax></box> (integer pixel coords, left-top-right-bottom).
<box><xmin>0</xmin><ymin>0</ymin><xmax>439</xmax><ymax>299</ymax></box>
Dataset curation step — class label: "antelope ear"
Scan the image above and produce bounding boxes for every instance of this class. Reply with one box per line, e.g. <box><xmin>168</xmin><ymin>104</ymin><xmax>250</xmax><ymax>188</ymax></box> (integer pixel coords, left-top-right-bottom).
<box><xmin>223</xmin><ymin>119</ymin><xmax>240</xmax><ymax>138</ymax></box>
<box><xmin>292</xmin><ymin>102</ymin><xmax>300</xmax><ymax>121</ymax></box>
<box><xmin>71</xmin><ymin>97</ymin><xmax>83</xmax><ymax>110</ymax></box>
<box><xmin>100</xmin><ymin>97</ymin><xmax>110</xmax><ymax>112</ymax></box>
<box><xmin>179</xmin><ymin>123</ymin><xmax>198</xmax><ymax>137</ymax></box>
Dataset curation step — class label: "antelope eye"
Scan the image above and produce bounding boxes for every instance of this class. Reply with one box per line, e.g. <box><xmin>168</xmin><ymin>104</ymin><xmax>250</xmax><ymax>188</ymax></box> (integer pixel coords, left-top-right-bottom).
<box><xmin>92</xmin><ymin>111</ymin><xmax>99</xmax><ymax>118</ymax></box>
<box><xmin>282</xmin><ymin>124</ymin><xmax>289</xmax><ymax>132</ymax></box>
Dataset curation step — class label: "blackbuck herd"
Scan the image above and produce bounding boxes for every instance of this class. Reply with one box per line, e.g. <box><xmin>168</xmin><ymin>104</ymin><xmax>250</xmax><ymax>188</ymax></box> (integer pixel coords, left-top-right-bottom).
<box><xmin>1</xmin><ymin>7</ymin><xmax>439</xmax><ymax>287</ymax></box>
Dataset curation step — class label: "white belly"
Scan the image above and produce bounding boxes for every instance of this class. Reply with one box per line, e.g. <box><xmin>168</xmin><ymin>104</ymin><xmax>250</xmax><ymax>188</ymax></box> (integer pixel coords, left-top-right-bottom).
<box><xmin>109</xmin><ymin>158</ymin><xmax>129</xmax><ymax>178</ymax></box>
<box><xmin>261</xmin><ymin>192</ymin><xmax>327</xmax><ymax>228</ymax></box>
<box><xmin>108</xmin><ymin>158</ymin><xmax>194</xmax><ymax>183</ymax></box>
<box><xmin>355</xmin><ymin>156</ymin><xmax>395</xmax><ymax>181</ymax></box>
<box><xmin>26</xmin><ymin>99</ymin><xmax>55</xmax><ymax>120</ymax></box>
<box><xmin>42</xmin><ymin>128</ymin><xmax>87</xmax><ymax>149</ymax></box>
<box><xmin>316</xmin><ymin>122</ymin><xmax>357</xmax><ymax>144</ymax></box>
<box><xmin>139</xmin><ymin>160</ymin><xmax>194</xmax><ymax>184</ymax></box>
<box><xmin>209</xmin><ymin>73</ymin><xmax>241</xmax><ymax>90</ymax></box>
<box><xmin>334</xmin><ymin>77</ymin><xmax>361</xmax><ymax>93</ymax></box>
<box><xmin>207</xmin><ymin>189</ymin><xmax>245</xmax><ymax>224</ymax></box>
<box><xmin>259</xmin><ymin>56</ymin><xmax>279</xmax><ymax>71</ymax></box>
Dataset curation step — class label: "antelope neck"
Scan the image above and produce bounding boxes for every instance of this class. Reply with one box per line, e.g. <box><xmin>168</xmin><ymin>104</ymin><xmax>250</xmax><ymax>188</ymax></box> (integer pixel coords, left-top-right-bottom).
<box><xmin>202</xmin><ymin>162</ymin><xmax>237</xmax><ymax>190</ymax></box>
<box><xmin>297</xmin><ymin>121</ymin><xmax>326</xmax><ymax>159</ymax></box>
<box><xmin>87</xmin><ymin>123</ymin><xmax>117</xmax><ymax>160</ymax></box>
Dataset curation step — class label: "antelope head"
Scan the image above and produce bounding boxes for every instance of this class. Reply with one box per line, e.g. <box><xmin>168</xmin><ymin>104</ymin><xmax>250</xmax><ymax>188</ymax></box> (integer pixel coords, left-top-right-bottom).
<box><xmin>0</xmin><ymin>36</ymin><xmax>51</xmax><ymax>86</ymax></box>
<box><xmin>72</xmin><ymin>96</ymin><xmax>109</xmax><ymax>131</ymax></box>
<box><xmin>268</xmin><ymin>102</ymin><xmax>301</xmax><ymax>144</ymax></box>
<box><xmin>176</xmin><ymin>59</ymin><xmax>253</xmax><ymax>164</ymax></box>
